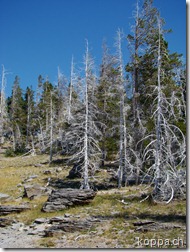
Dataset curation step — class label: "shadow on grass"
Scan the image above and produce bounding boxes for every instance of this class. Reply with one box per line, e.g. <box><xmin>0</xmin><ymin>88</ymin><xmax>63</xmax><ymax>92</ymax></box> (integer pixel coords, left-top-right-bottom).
<box><xmin>136</xmin><ymin>213</ymin><xmax>186</xmax><ymax>224</ymax></box>
<box><xmin>42</xmin><ymin>158</ymin><xmax>69</xmax><ymax>166</ymax></box>
<box><xmin>49</xmin><ymin>178</ymin><xmax>117</xmax><ymax>191</ymax></box>
<box><xmin>49</xmin><ymin>178</ymin><xmax>81</xmax><ymax>189</ymax></box>
<box><xmin>91</xmin><ymin>212</ymin><xmax>186</xmax><ymax>224</ymax></box>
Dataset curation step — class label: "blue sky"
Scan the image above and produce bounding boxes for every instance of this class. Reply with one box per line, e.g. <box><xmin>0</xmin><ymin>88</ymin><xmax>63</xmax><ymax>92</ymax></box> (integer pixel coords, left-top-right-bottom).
<box><xmin>0</xmin><ymin>0</ymin><xmax>186</xmax><ymax>97</ymax></box>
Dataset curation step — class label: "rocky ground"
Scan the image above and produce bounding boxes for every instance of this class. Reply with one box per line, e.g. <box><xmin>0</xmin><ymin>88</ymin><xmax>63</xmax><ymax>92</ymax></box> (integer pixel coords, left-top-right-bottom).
<box><xmin>0</xmin><ymin>223</ymin><xmax>39</xmax><ymax>248</ymax></box>
<box><xmin>0</xmin><ymin>216</ymin><xmax>129</xmax><ymax>249</ymax></box>
<box><xmin>0</xmin><ymin>197</ymin><xmax>186</xmax><ymax>249</ymax></box>
<box><xmin>0</xmin><ymin>153</ymin><xmax>187</xmax><ymax>248</ymax></box>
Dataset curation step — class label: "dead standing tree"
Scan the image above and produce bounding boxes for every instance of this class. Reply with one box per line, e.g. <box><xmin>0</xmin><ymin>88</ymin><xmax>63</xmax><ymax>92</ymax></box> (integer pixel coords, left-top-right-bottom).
<box><xmin>141</xmin><ymin>17</ymin><xmax>186</xmax><ymax>202</ymax></box>
<box><xmin>0</xmin><ymin>65</ymin><xmax>8</xmax><ymax>144</ymax></box>
<box><xmin>115</xmin><ymin>29</ymin><xmax>128</xmax><ymax>188</ymax></box>
<box><xmin>65</xmin><ymin>41</ymin><xmax>101</xmax><ymax>189</ymax></box>
<box><xmin>125</xmin><ymin>0</ymin><xmax>158</xmax><ymax>184</ymax></box>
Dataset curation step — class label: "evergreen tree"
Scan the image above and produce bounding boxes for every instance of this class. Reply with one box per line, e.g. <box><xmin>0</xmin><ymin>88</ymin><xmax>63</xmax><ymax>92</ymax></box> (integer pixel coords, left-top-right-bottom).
<box><xmin>125</xmin><ymin>0</ymin><xmax>160</xmax><ymax>183</ymax></box>
<box><xmin>96</xmin><ymin>42</ymin><xmax>120</xmax><ymax>165</ymax></box>
<box><xmin>8</xmin><ymin>76</ymin><xmax>26</xmax><ymax>151</ymax></box>
<box><xmin>36</xmin><ymin>79</ymin><xmax>54</xmax><ymax>152</ymax></box>
<box><xmin>24</xmin><ymin>86</ymin><xmax>35</xmax><ymax>153</ymax></box>
<box><xmin>125</xmin><ymin>0</ymin><xmax>186</xmax><ymax>187</ymax></box>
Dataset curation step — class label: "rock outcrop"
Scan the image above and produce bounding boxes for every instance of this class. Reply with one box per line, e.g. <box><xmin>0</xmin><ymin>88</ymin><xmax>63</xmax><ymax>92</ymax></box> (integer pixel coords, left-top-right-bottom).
<box><xmin>44</xmin><ymin>216</ymin><xmax>92</xmax><ymax>237</ymax></box>
<box><xmin>0</xmin><ymin>205</ymin><xmax>30</xmax><ymax>215</ymax></box>
<box><xmin>0</xmin><ymin>193</ymin><xmax>12</xmax><ymax>202</ymax></box>
<box><xmin>42</xmin><ymin>188</ymin><xmax>96</xmax><ymax>212</ymax></box>
<box><xmin>23</xmin><ymin>184</ymin><xmax>51</xmax><ymax>200</ymax></box>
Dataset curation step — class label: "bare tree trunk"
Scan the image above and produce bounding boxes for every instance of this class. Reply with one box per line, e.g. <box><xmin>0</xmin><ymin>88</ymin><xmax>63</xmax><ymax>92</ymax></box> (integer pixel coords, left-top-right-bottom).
<box><xmin>38</xmin><ymin>119</ymin><xmax>45</xmax><ymax>152</ymax></box>
<box><xmin>49</xmin><ymin>92</ymin><xmax>53</xmax><ymax>164</ymax></box>
<box><xmin>0</xmin><ymin>65</ymin><xmax>7</xmax><ymax>144</ymax></box>
<box><xmin>66</xmin><ymin>41</ymin><xmax>101</xmax><ymax>190</ymax></box>
<box><xmin>68</xmin><ymin>57</ymin><xmax>74</xmax><ymax>122</ymax></box>
<box><xmin>12</xmin><ymin>130</ymin><xmax>16</xmax><ymax>151</ymax></box>
<box><xmin>154</xmin><ymin>17</ymin><xmax>162</xmax><ymax>194</ymax></box>
<box><xmin>118</xmin><ymin>92</ymin><xmax>124</xmax><ymax>188</ymax></box>
<box><xmin>26</xmin><ymin>94</ymin><xmax>31</xmax><ymax>147</ymax></box>
<box><xmin>116</xmin><ymin>29</ymin><xmax>126</xmax><ymax>188</ymax></box>
<box><xmin>82</xmin><ymin>41</ymin><xmax>90</xmax><ymax>190</ymax></box>
<box><xmin>123</xmin><ymin>109</ymin><xmax>127</xmax><ymax>185</ymax></box>
<box><xmin>31</xmin><ymin>134</ymin><xmax>36</xmax><ymax>156</ymax></box>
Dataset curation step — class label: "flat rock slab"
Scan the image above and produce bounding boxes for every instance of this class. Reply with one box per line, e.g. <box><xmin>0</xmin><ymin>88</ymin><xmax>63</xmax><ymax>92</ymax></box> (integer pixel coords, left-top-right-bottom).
<box><xmin>25</xmin><ymin>215</ymin><xmax>101</xmax><ymax>237</ymax></box>
<box><xmin>134</xmin><ymin>222</ymin><xmax>186</xmax><ymax>232</ymax></box>
<box><xmin>23</xmin><ymin>184</ymin><xmax>50</xmax><ymax>200</ymax></box>
<box><xmin>0</xmin><ymin>193</ymin><xmax>12</xmax><ymax>202</ymax></box>
<box><xmin>42</xmin><ymin>188</ymin><xmax>96</xmax><ymax>212</ymax></box>
<box><xmin>0</xmin><ymin>205</ymin><xmax>30</xmax><ymax>216</ymax></box>
<box><xmin>44</xmin><ymin>219</ymin><xmax>92</xmax><ymax>237</ymax></box>
<box><xmin>41</xmin><ymin>216</ymin><xmax>97</xmax><ymax>237</ymax></box>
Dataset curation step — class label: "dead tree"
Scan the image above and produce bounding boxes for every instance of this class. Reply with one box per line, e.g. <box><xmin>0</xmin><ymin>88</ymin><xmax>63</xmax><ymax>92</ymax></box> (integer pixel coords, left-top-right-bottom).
<box><xmin>65</xmin><ymin>41</ymin><xmax>101</xmax><ymax>189</ymax></box>
<box><xmin>140</xmin><ymin>16</ymin><xmax>186</xmax><ymax>202</ymax></box>
<box><xmin>0</xmin><ymin>65</ymin><xmax>7</xmax><ymax>144</ymax></box>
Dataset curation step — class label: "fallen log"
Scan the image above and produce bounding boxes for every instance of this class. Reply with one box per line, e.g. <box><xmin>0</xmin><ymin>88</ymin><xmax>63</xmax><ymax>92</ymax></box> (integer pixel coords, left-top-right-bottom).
<box><xmin>42</xmin><ymin>188</ymin><xmax>96</xmax><ymax>212</ymax></box>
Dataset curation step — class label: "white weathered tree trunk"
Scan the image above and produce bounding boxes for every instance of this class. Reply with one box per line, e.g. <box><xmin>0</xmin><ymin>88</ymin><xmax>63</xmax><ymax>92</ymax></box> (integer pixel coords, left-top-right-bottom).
<box><xmin>83</xmin><ymin>41</ymin><xmax>90</xmax><ymax>189</ymax></box>
<box><xmin>68</xmin><ymin>57</ymin><xmax>74</xmax><ymax>122</ymax></box>
<box><xmin>38</xmin><ymin>119</ymin><xmax>45</xmax><ymax>152</ymax></box>
<box><xmin>26</xmin><ymin>93</ymin><xmax>31</xmax><ymax>147</ymax></box>
<box><xmin>116</xmin><ymin>29</ymin><xmax>127</xmax><ymax>188</ymax></box>
<box><xmin>0</xmin><ymin>65</ymin><xmax>7</xmax><ymax>144</ymax></box>
<box><xmin>49</xmin><ymin>91</ymin><xmax>53</xmax><ymax>164</ymax></box>
<box><xmin>140</xmin><ymin>16</ymin><xmax>186</xmax><ymax>202</ymax></box>
<box><xmin>66</xmin><ymin>41</ymin><xmax>101</xmax><ymax>189</ymax></box>
<box><xmin>154</xmin><ymin>17</ymin><xmax>162</xmax><ymax>193</ymax></box>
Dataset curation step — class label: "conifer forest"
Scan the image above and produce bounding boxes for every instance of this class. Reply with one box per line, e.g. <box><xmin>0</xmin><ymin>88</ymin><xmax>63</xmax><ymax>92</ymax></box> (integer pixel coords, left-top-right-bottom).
<box><xmin>0</xmin><ymin>0</ymin><xmax>186</xmax><ymax>248</ymax></box>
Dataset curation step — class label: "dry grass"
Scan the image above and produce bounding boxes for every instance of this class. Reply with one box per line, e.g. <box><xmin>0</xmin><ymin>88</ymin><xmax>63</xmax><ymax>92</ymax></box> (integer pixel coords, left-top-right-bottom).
<box><xmin>0</xmin><ymin>154</ymin><xmax>70</xmax><ymax>197</ymax></box>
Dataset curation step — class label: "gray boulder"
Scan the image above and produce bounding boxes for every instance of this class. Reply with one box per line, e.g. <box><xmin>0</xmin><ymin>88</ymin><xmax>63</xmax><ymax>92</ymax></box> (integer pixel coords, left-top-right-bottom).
<box><xmin>0</xmin><ymin>205</ymin><xmax>30</xmax><ymax>215</ymax></box>
<box><xmin>42</xmin><ymin>188</ymin><xmax>96</xmax><ymax>212</ymax></box>
<box><xmin>0</xmin><ymin>193</ymin><xmax>12</xmax><ymax>202</ymax></box>
<box><xmin>23</xmin><ymin>184</ymin><xmax>50</xmax><ymax>200</ymax></box>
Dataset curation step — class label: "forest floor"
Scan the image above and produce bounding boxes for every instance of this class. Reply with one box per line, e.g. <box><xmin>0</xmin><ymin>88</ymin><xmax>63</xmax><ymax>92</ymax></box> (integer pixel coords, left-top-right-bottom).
<box><xmin>0</xmin><ymin>152</ymin><xmax>186</xmax><ymax>249</ymax></box>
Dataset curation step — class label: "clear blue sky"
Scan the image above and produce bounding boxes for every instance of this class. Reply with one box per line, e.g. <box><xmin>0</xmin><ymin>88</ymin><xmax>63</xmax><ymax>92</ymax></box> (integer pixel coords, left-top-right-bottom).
<box><xmin>0</xmin><ymin>0</ymin><xmax>186</xmax><ymax>97</ymax></box>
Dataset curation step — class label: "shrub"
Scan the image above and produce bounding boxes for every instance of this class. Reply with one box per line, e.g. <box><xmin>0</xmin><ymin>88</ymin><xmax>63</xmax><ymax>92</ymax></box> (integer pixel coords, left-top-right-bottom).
<box><xmin>4</xmin><ymin>143</ymin><xmax>27</xmax><ymax>157</ymax></box>
<box><xmin>5</xmin><ymin>147</ymin><xmax>16</xmax><ymax>157</ymax></box>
